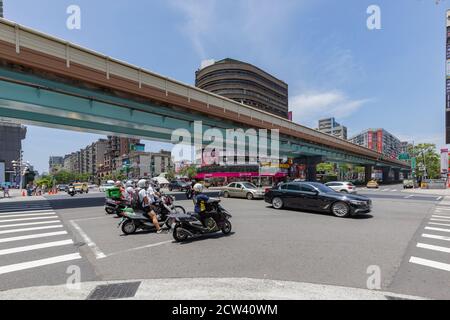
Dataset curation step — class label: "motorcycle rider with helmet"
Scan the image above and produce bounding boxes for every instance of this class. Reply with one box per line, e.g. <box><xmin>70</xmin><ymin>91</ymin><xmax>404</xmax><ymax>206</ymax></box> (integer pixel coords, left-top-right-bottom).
<box><xmin>137</xmin><ymin>179</ymin><xmax>162</xmax><ymax>233</ymax></box>
<box><xmin>192</xmin><ymin>183</ymin><xmax>211</xmax><ymax>228</ymax></box>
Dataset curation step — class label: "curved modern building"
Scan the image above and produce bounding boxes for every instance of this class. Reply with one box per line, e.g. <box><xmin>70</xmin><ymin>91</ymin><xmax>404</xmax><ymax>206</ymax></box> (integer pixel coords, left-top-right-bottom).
<box><xmin>195</xmin><ymin>58</ymin><xmax>289</xmax><ymax>119</ymax></box>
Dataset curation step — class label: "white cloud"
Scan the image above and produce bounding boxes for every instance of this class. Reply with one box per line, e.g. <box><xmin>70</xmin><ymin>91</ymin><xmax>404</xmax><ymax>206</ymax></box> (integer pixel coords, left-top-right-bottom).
<box><xmin>200</xmin><ymin>59</ymin><xmax>215</xmax><ymax>70</ymax></box>
<box><xmin>167</xmin><ymin>0</ymin><xmax>217</xmax><ymax>59</ymax></box>
<box><xmin>289</xmin><ymin>90</ymin><xmax>370</xmax><ymax>128</ymax></box>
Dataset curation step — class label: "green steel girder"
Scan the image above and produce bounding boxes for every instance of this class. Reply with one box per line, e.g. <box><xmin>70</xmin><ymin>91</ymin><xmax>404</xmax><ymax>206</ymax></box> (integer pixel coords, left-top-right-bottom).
<box><xmin>0</xmin><ymin>67</ymin><xmax>407</xmax><ymax>168</ymax></box>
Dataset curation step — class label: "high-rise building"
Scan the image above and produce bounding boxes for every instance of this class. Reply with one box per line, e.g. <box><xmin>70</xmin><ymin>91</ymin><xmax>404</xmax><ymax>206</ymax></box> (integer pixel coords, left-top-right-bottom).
<box><xmin>0</xmin><ymin>0</ymin><xmax>4</xmax><ymax>18</ymax></box>
<box><xmin>0</xmin><ymin>120</ymin><xmax>27</xmax><ymax>185</ymax></box>
<box><xmin>349</xmin><ymin>129</ymin><xmax>402</xmax><ymax>159</ymax></box>
<box><xmin>49</xmin><ymin>156</ymin><xmax>64</xmax><ymax>174</ymax></box>
<box><xmin>195</xmin><ymin>58</ymin><xmax>289</xmax><ymax>119</ymax></box>
<box><xmin>317</xmin><ymin>118</ymin><xmax>348</xmax><ymax>140</ymax></box>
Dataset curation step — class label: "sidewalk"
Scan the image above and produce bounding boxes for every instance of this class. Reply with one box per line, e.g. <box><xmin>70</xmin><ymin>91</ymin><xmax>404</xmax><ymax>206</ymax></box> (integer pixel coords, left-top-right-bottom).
<box><xmin>0</xmin><ymin>189</ymin><xmax>46</xmax><ymax>202</ymax></box>
<box><xmin>0</xmin><ymin>278</ymin><xmax>428</xmax><ymax>300</ymax></box>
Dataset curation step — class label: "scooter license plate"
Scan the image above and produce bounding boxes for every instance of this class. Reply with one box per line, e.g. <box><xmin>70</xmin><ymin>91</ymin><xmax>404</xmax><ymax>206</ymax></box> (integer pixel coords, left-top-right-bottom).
<box><xmin>171</xmin><ymin>223</ymin><xmax>176</xmax><ymax>230</ymax></box>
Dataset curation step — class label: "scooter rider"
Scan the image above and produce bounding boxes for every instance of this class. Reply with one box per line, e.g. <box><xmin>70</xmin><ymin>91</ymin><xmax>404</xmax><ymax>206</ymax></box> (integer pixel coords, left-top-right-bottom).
<box><xmin>192</xmin><ymin>183</ymin><xmax>210</xmax><ymax>227</ymax></box>
<box><xmin>137</xmin><ymin>179</ymin><xmax>162</xmax><ymax>234</ymax></box>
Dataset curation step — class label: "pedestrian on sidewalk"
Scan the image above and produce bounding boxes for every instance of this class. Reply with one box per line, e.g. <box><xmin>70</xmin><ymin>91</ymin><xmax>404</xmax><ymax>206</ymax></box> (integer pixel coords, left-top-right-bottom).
<box><xmin>3</xmin><ymin>185</ymin><xmax>10</xmax><ymax>198</ymax></box>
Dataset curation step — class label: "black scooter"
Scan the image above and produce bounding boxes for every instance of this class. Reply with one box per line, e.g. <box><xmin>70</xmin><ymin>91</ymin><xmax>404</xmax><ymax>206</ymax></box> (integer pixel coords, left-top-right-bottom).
<box><xmin>168</xmin><ymin>198</ymin><xmax>232</xmax><ymax>242</ymax></box>
<box><xmin>118</xmin><ymin>195</ymin><xmax>186</xmax><ymax>235</ymax></box>
<box><xmin>105</xmin><ymin>198</ymin><xmax>129</xmax><ymax>217</ymax></box>
<box><xmin>68</xmin><ymin>186</ymin><xmax>75</xmax><ymax>197</ymax></box>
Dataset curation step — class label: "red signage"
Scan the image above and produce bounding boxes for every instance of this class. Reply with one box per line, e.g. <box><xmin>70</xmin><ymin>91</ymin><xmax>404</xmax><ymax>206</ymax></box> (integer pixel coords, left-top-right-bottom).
<box><xmin>368</xmin><ymin>131</ymin><xmax>373</xmax><ymax>150</ymax></box>
<box><xmin>377</xmin><ymin>130</ymin><xmax>383</xmax><ymax>153</ymax></box>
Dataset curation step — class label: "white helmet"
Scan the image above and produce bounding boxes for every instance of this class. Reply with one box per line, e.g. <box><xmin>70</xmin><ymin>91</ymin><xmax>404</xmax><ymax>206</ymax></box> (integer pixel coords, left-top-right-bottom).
<box><xmin>126</xmin><ymin>186</ymin><xmax>134</xmax><ymax>194</ymax></box>
<box><xmin>137</xmin><ymin>179</ymin><xmax>147</xmax><ymax>189</ymax></box>
<box><xmin>115</xmin><ymin>181</ymin><xmax>122</xmax><ymax>186</ymax></box>
<box><xmin>125</xmin><ymin>181</ymin><xmax>133</xmax><ymax>188</ymax></box>
<box><xmin>193</xmin><ymin>183</ymin><xmax>204</xmax><ymax>193</ymax></box>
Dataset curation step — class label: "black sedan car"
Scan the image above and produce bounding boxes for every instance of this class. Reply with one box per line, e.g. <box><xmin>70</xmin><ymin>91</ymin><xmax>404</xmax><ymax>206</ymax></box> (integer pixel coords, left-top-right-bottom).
<box><xmin>168</xmin><ymin>180</ymin><xmax>190</xmax><ymax>192</ymax></box>
<box><xmin>265</xmin><ymin>182</ymin><xmax>372</xmax><ymax>218</ymax></box>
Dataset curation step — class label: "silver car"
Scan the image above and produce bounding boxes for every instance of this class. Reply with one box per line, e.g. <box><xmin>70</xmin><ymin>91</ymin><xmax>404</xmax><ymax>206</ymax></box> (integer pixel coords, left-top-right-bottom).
<box><xmin>325</xmin><ymin>181</ymin><xmax>357</xmax><ymax>194</ymax></box>
<box><xmin>222</xmin><ymin>182</ymin><xmax>265</xmax><ymax>200</ymax></box>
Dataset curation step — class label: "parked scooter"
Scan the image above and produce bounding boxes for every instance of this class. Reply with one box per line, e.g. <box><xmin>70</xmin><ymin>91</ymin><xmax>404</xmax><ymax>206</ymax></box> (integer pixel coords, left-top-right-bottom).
<box><xmin>168</xmin><ymin>198</ymin><xmax>232</xmax><ymax>242</ymax></box>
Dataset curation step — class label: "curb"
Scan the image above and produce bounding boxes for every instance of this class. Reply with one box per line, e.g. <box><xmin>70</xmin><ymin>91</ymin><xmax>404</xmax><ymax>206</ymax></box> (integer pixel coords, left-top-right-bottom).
<box><xmin>0</xmin><ymin>278</ymin><xmax>428</xmax><ymax>300</ymax></box>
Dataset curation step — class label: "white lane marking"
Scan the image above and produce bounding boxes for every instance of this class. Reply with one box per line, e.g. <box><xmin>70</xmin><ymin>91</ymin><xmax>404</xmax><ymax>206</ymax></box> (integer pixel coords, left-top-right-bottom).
<box><xmin>106</xmin><ymin>240</ymin><xmax>173</xmax><ymax>258</ymax></box>
<box><xmin>0</xmin><ymin>231</ymin><xmax>68</xmax><ymax>244</ymax></box>
<box><xmin>0</xmin><ymin>210</ymin><xmax>55</xmax><ymax>216</ymax></box>
<box><xmin>381</xmin><ymin>189</ymin><xmax>390</xmax><ymax>192</ymax></box>
<box><xmin>0</xmin><ymin>220</ymin><xmax>61</xmax><ymax>229</ymax></box>
<box><xmin>435</xmin><ymin>207</ymin><xmax>450</xmax><ymax>211</ymax></box>
<box><xmin>430</xmin><ymin>218</ymin><xmax>450</xmax><ymax>222</ymax></box>
<box><xmin>392</xmin><ymin>189</ymin><xmax>398</xmax><ymax>192</ymax></box>
<box><xmin>0</xmin><ymin>239</ymin><xmax>73</xmax><ymax>256</ymax></box>
<box><xmin>69</xmin><ymin>220</ymin><xmax>106</xmax><ymax>259</ymax></box>
<box><xmin>0</xmin><ymin>212</ymin><xmax>56</xmax><ymax>220</ymax></box>
<box><xmin>422</xmin><ymin>234</ymin><xmax>450</xmax><ymax>242</ymax></box>
<box><xmin>429</xmin><ymin>222</ymin><xmax>450</xmax><ymax>227</ymax></box>
<box><xmin>425</xmin><ymin>227</ymin><xmax>450</xmax><ymax>233</ymax></box>
<box><xmin>0</xmin><ymin>225</ymin><xmax>63</xmax><ymax>235</ymax></box>
<box><xmin>404</xmin><ymin>195</ymin><xmax>414</xmax><ymax>199</ymax></box>
<box><xmin>0</xmin><ymin>216</ymin><xmax>57</xmax><ymax>223</ymax></box>
<box><xmin>437</xmin><ymin>197</ymin><xmax>443</xmax><ymax>201</ymax></box>
<box><xmin>417</xmin><ymin>243</ymin><xmax>450</xmax><ymax>253</ymax></box>
<box><xmin>432</xmin><ymin>215</ymin><xmax>450</xmax><ymax>219</ymax></box>
<box><xmin>409</xmin><ymin>256</ymin><xmax>450</xmax><ymax>272</ymax></box>
<box><xmin>0</xmin><ymin>253</ymin><xmax>81</xmax><ymax>275</ymax></box>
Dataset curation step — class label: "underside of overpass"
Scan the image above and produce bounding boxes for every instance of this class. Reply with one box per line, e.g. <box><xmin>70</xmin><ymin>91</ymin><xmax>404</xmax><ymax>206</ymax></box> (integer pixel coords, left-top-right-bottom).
<box><xmin>0</xmin><ymin>19</ymin><xmax>410</xmax><ymax>182</ymax></box>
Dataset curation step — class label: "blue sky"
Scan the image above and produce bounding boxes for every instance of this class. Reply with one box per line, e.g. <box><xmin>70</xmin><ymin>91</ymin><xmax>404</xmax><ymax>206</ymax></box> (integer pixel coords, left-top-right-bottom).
<box><xmin>2</xmin><ymin>0</ymin><xmax>448</xmax><ymax>173</ymax></box>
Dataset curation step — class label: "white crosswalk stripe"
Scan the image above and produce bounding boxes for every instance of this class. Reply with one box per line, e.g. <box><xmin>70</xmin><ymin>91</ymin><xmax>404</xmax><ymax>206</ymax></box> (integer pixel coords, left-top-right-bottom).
<box><xmin>408</xmin><ymin>198</ymin><xmax>450</xmax><ymax>273</ymax></box>
<box><xmin>0</xmin><ymin>200</ymin><xmax>82</xmax><ymax>277</ymax></box>
<box><xmin>0</xmin><ymin>253</ymin><xmax>82</xmax><ymax>275</ymax></box>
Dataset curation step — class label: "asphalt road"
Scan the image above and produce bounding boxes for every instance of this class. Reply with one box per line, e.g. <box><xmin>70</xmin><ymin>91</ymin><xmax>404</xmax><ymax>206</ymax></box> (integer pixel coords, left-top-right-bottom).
<box><xmin>0</xmin><ymin>184</ymin><xmax>449</xmax><ymax>299</ymax></box>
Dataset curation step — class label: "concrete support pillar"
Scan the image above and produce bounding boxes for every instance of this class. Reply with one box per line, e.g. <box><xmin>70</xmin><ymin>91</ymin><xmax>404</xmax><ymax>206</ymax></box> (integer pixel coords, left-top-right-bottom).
<box><xmin>393</xmin><ymin>169</ymin><xmax>400</xmax><ymax>182</ymax></box>
<box><xmin>294</xmin><ymin>156</ymin><xmax>323</xmax><ymax>182</ymax></box>
<box><xmin>364</xmin><ymin>165</ymin><xmax>373</xmax><ymax>183</ymax></box>
<box><xmin>382</xmin><ymin>167</ymin><xmax>391</xmax><ymax>183</ymax></box>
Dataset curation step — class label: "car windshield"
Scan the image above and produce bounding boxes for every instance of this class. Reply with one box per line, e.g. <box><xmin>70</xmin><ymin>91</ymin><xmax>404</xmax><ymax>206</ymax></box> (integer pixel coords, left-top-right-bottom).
<box><xmin>242</xmin><ymin>183</ymin><xmax>257</xmax><ymax>189</ymax></box>
<box><xmin>309</xmin><ymin>183</ymin><xmax>336</xmax><ymax>194</ymax></box>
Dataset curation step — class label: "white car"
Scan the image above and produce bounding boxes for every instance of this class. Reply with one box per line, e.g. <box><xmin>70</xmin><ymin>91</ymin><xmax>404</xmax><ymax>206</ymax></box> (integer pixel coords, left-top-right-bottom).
<box><xmin>325</xmin><ymin>181</ymin><xmax>357</xmax><ymax>194</ymax></box>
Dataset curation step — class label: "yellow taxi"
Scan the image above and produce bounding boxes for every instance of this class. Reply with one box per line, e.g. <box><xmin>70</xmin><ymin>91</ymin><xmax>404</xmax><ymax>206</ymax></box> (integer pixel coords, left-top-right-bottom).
<box><xmin>366</xmin><ymin>180</ymin><xmax>379</xmax><ymax>189</ymax></box>
<box><xmin>73</xmin><ymin>182</ymin><xmax>89</xmax><ymax>194</ymax></box>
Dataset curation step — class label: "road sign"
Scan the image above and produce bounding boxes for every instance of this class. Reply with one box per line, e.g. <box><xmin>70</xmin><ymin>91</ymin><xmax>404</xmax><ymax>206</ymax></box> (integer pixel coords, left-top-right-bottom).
<box><xmin>411</xmin><ymin>157</ymin><xmax>417</xmax><ymax>170</ymax></box>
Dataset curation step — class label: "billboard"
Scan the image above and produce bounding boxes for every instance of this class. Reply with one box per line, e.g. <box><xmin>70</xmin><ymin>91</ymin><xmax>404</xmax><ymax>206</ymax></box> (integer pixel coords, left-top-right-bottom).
<box><xmin>377</xmin><ymin>130</ymin><xmax>383</xmax><ymax>153</ymax></box>
<box><xmin>368</xmin><ymin>131</ymin><xmax>373</xmax><ymax>150</ymax></box>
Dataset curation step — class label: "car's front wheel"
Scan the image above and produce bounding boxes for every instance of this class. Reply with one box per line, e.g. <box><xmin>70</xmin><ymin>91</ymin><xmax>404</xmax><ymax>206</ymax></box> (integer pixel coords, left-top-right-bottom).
<box><xmin>246</xmin><ymin>193</ymin><xmax>254</xmax><ymax>200</ymax></box>
<box><xmin>331</xmin><ymin>201</ymin><xmax>351</xmax><ymax>218</ymax></box>
<box><xmin>272</xmin><ymin>197</ymin><xmax>284</xmax><ymax>210</ymax></box>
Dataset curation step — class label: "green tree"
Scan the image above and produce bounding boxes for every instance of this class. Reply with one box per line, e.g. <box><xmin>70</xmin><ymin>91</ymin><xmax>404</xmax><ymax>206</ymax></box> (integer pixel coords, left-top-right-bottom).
<box><xmin>317</xmin><ymin>163</ymin><xmax>334</xmax><ymax>174</ymax></box>
<box><xmin>179</xmin><ymin>165</ymin><xmax>198</xmax><ymax>179</ymax></box>
<box><xmin>165</xmin><ymin>169</ymin><xmax>175</xmax><ymax>182</ymax></box>
<box><xmin>53</xmin><ymin>170</ymin><xmax>76</xmax><ymax>184</ymax></box>
<box><xmin>408</xmin><ymin>143</ymin><xmax>440</xmax><ymax>179</ymax></box>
